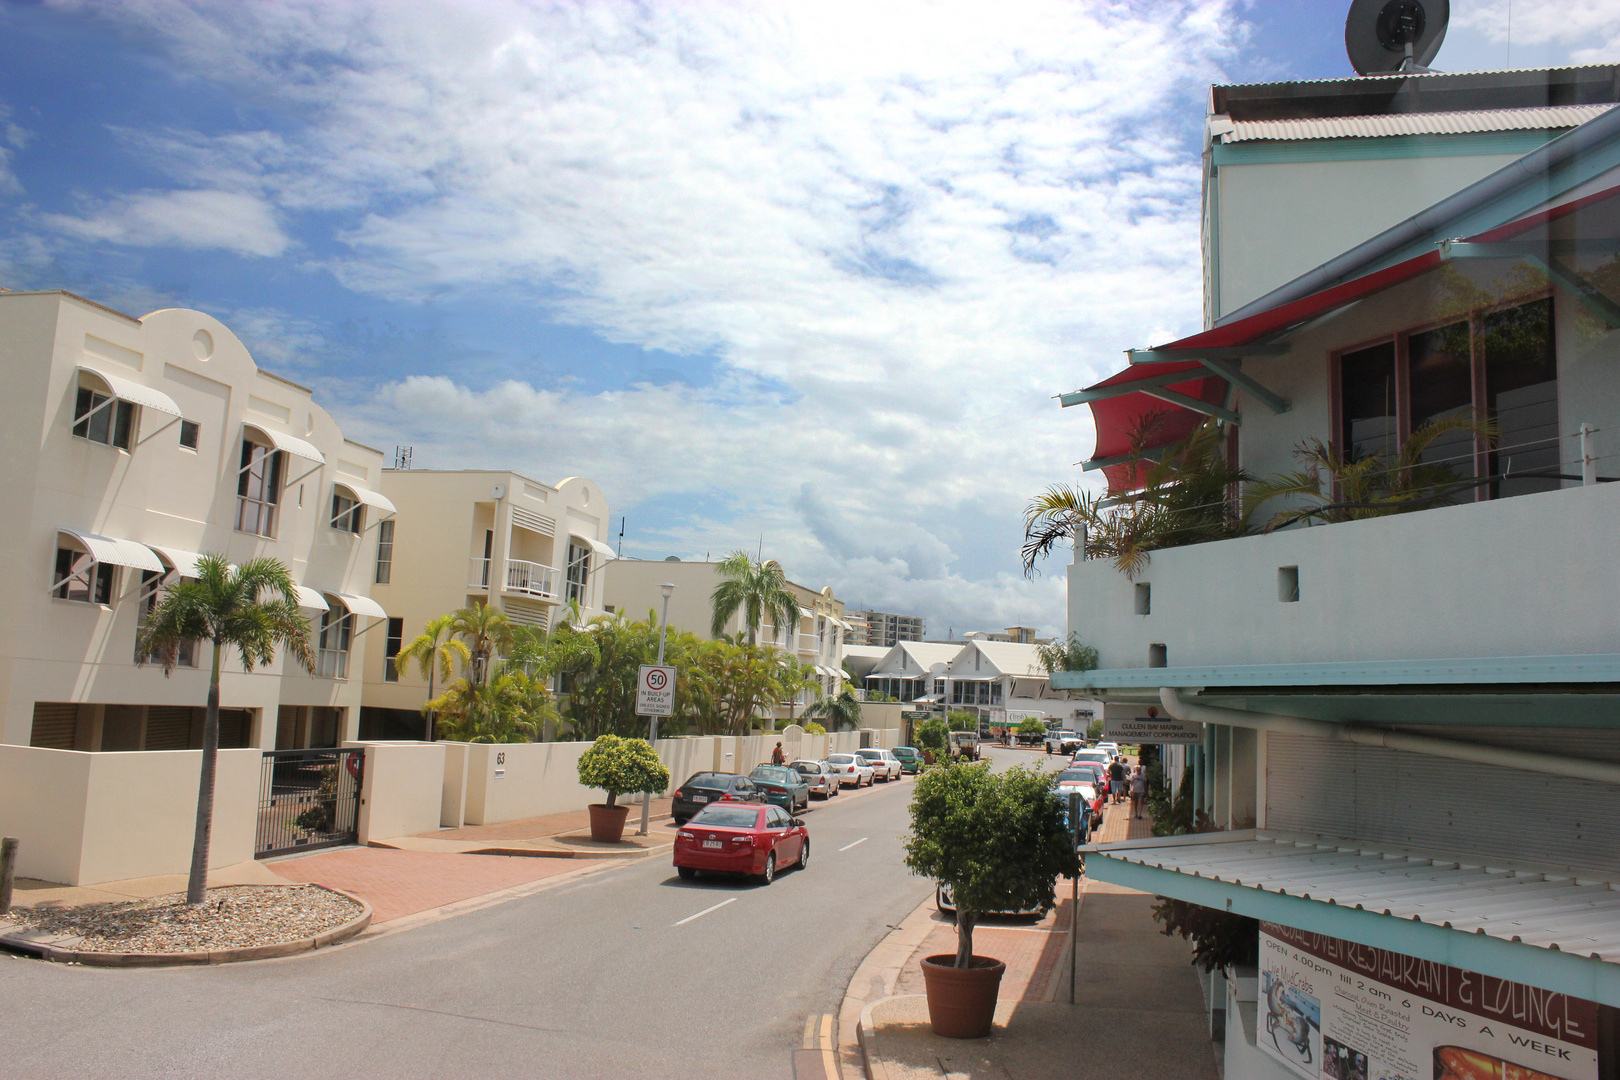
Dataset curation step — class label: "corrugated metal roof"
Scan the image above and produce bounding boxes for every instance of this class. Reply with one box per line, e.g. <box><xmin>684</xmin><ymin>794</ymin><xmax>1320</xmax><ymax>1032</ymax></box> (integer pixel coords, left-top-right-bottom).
<box><xmin>1216</xmin><ymin>103</ymin><xmax>1614</xmax><ymax>143</ymax></box>
<box><xmin>1213</xmin><ymin>64</ymin><xmax>1614</xmax><ymax>91</ymax></box>
<box><xmin>1091</xmin><ymin>830</ymin><xmax>1620</xmax><ymax>961</ymax></box>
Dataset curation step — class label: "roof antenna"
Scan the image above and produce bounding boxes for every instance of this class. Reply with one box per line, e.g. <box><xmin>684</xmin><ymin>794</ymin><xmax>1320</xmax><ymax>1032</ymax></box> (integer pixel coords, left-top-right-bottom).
<box><xmin>617</xmin><ymin>515</ymin><xmax>625</xmax><ymax>558</ymax></box>
<box><xmin>1345</xmin><ymin>0</ymin><xmax>1449</xmax><ymax>76</ymax></box>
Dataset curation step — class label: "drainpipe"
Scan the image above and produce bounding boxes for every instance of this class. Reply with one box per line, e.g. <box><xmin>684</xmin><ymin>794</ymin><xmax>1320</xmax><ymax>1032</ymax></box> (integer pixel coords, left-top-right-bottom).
<box><xmin>1190</xmin><ymin>744</ymin><xmax>1204</xmax><ymax>814</ymax></box>
<box><xmin>1159</xmin><ymin>688</ymin><xmax>1620</xmax><ymax>787</ymax></box>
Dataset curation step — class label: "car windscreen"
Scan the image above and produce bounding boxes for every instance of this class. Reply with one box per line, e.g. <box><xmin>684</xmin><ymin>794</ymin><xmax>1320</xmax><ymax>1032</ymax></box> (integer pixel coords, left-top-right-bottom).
<box><xmin>1057</xmin><ymin>769</ymin><xmax>1095</xmax><ymax>782</ymax></box>
<box><xmin>1071</xmin><ymin>753</ymin><xmax>1108</xmax><ymax>765</ymax></box>
<box><xmin>892</xmin><ymin>748</ymin><xmax>917</xmax><ymax>757</ymax></box>
<box><xmin>684</xmin><ymin>773</ymin><xmax>733</xmax><ymax>789</ymax></box>
<box><xmin>855</xmin><ymin>749</ymin><xmax>882</xmax><ymax>758</ymax></box>
<box><xmin>687</xmin><ymin>805</ymin><xmax>760</xmax><ymax>829</ymax></box>
<box><xmin>789</xmin><ymin>761</ymin><xmax>821</xmax><ymax>774</ymax></box>
<box><xmin>826</xmin><ymin>755</ymin><xmax>856</xmax><ymax>764</ymax></box>
<box><xmin>751</xmin><ymin>766</ymin><xmax>796</xmax><ymax>784</ymax></box>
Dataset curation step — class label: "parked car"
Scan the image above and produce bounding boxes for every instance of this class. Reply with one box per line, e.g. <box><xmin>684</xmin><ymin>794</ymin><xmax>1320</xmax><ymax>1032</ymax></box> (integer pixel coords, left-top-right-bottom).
<box><xmin>789</xmin><ymin>759</ymin><xmax>841</xmax><ymax>799</ymax></box>
<box><xmin>948</xmin><ymin>731</ymin><xmax>982</xmax><ymax>761</ymax></box>
<box><xmin>671</xmin><ymin>772</ymin><xmax>762</xmax><ymax>825</ymax></box>
<box><xmin>1067</xmin><ymin>762</ymin><xmax>1109</xmax><ymax>799</ymax></box>
<box><xmin>935</xmin><ymin>881</ymin><xmax>1046</xmax><ymax>918</ymax></box>
<box><xmin>855</xmin><ymin>747</ymin><xmax>904</xmax><ymax>782</ymax></box>
<box><xmin>891</xmin><ymin>746</ymin><xmax>923</xmax><ymax>774</ymax></box>
<box><xmin>1094</xmin><ymin>742</ymin><xmax>1123</xmax><ymax>762</ymax></box>
<box><xmin>749</xmin><ymin>764</ymin><xmax>811</xmax><ymax>814</ymax></box>
<box><xmin>673</xmin><ymin>802</ymin><xmax>808</xmax><ymax>885</ymax></box>
<box><xmin>1054</xmin><ymin>768</ymin><xmax>1106</xmax><ymax>831</ymax></box>
<box><xmin>825</xmin><ymin>753</ymin><xmax>875</xmax><ymax>788</ymax></box>
<box><xmin>1043</xmin><ymin>730</ymin><xmax>1084</xmax><ymax>755</ymax></box>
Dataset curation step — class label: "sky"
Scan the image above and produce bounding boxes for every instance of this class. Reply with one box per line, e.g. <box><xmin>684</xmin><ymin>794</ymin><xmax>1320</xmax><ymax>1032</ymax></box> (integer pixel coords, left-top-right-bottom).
<box><xmin>2</xmin><ymin>0</ymin><xmax>1617</xmax><ymax>640</ymax></box>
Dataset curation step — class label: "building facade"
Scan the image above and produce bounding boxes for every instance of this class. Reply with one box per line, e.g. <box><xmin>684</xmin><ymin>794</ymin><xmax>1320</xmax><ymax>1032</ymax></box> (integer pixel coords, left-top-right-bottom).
<box><xmin>1055</xmin><ymin>68</ymin><xmax>1620</xmax><ymax>1079</ymax></box>
<box><xmin>358</xmin><ymin>468</ymin><xmax>614</xmax><ymax>739</ymax></box>
<box><xmin>0</xmin><ymin>291</ymin><xmax>388</xmax><ymax>752</ymax></box>
<box><xmin>848</xmin><ymin>608</ymin><xmax>925</xmax><ymax>648</ymax></box>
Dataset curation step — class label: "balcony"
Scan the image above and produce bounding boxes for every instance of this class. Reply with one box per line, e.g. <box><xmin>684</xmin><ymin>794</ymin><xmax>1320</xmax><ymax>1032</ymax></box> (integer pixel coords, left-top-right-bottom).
<box><xmin>469</xmin><ymin>557</ymin><xmax>492</xmax><ymax>591</ymax></box>
<box><xmin>1065</xmin><ymin>482</ymin><xmax>1620</xmax><ymax>677</ymax></box>
<box><xmin>504</xmin><ymin>558</ymin><xmax>559</xmax><ymax>601</ymax></box>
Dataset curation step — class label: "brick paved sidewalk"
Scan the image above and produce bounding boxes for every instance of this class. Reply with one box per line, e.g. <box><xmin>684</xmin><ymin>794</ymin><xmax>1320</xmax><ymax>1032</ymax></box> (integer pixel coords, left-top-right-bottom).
<box><xmin>266</xmin><ymin>847</ymin><xmax>602</xmax><ymax>925</ymax></box>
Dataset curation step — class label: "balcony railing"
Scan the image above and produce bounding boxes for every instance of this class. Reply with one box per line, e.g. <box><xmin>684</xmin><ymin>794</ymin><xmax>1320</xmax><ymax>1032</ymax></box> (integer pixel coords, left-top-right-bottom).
<box><xmin>505</xmin><ymin>558</ymin><xmax>560</xmax><ymax>601</ymax></box>
<box><xmin>469</xmin><ymin>557</ymin><xmax>492</xmax><ymax>590</ymax></box>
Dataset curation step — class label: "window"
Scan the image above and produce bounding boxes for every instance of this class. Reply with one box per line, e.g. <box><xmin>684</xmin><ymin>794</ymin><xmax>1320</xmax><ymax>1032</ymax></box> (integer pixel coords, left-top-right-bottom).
<box><xmin>235</xmin><ymin>438</ymin><xmax>283</xmax><ymax>537</ymax></box>
<box><xmin>383</xmin><ymin>616</ymin><xmax>403</xmax><ymax>682</ymax></box>
<box><xmin>1335</xmin><ymin>298</ymin><xmax>1558</xmax><ymax>501</ymax></box>
<box><xmin>317</xmin><ymin>606</ymin><xmax>351</xmax><ymax>679</ymax></box>
<box><xmin>331</xmin><ymin>489</ymin><xmax>362</xmax><ymax>533</ymax></box>
<box><xmin>134</xmin><ymin>570</ymin><xmax>196</xmax><ymax>666</ymax></box>
<box><xmin>565</xmin><ymin>541</ymin><xmax>590</xmax><ymax>604</ymax></box>
<box><xmin>375</xmin><ymin>519</ymin><xmax>395</xmax><ymax>584</ymax></box>
<box><xmin>53</xmin><ymin>547</ymin><xmax>113</xmax><ymax>604</ymax></box>
<box><xmin>73</xmin><ymin>385</ymin><xmax>135</xmax><ymax>449</ymax></box>
<box><xmin>178</xmin><ymin>420</ymin><xmax>200</xmax><ymax>450</ymax></box>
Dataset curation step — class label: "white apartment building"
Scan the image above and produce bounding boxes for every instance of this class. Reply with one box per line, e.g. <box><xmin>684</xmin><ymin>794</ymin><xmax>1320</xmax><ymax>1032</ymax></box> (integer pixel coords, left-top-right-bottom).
<box><xmin>360</xmin><ymin>468</ymin><xmax>614</xmax><ymax>739</ymax></box>
<box><xmin>847</xmin><ymin>608</ymin><xmax>924</xmax><ymax>648</ymax></box>
<box><xmin>601</xmin><ymin>557</ymin><xmax>850</xmax><ymax>701</ymax></box>
<box><xmin>0</xmin><ymin>290</ymin><xmax>388</xmax><ymax>752</ymax></box>
<box><xmin>1054</xmin><ymin>65</ymin><xmax>1620</xmax><ymax>1079</ymax></box>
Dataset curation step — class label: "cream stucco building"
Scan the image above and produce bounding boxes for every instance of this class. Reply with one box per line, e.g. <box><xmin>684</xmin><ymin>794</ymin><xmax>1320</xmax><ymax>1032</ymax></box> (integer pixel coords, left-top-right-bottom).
<box><xmin>359</xmin><ymin>468</ymin><xmax>615</xmax><ymax>738</ymax></box>
<box><xmin>0</xmin><ymin>290</ymin><xmax>389</xmax><ymax>753</ymax></box>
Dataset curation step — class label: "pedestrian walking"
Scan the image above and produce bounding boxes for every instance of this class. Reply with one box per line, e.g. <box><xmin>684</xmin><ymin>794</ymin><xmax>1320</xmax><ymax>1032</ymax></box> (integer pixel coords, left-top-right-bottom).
<box><xmin>1130</xmin><ymin>765</ymin><xmax>1147</xmax><ymax>819</ymax></box>
<box><xmin>771</xmin><ymin>741</ymin><xmax>785</xmax><ymax>765</ymax></box>
<box><xmin>1107</xmin><ymin>758</ymin><xmax>1126</xmax><ymax>804</ymax></box>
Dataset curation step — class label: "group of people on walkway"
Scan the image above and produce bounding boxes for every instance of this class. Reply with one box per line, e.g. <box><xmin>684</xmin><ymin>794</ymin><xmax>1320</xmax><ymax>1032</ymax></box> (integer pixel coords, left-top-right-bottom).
<box><xmin>1107</xmin><ymin>756</ymin><xmax>1148</xmax><ymax>820</ymax></box>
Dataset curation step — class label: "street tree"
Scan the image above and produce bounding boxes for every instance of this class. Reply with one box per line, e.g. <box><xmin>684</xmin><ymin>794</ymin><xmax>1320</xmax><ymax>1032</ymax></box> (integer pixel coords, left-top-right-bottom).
<box><xmin>394</xmin><ymin>613</ymin><xmax>471</xmax><ymax>741</ymax></box>
<box><xmin>450</xmin><ymin>602</ymin><xmax>514</xmax><ymax>684</ymax></box>
<box><xmin>136</xmin><ymin>554</ymin><xmax>314</xmax><ymax>905</ymax></box>
<box><xmin>710</xmin><ymin>550</ymin><xmax>800</xmax><ymax>646</ymax></box>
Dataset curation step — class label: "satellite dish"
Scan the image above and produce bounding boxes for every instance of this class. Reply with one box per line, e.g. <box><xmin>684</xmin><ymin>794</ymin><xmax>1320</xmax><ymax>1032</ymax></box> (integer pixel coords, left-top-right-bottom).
<box><xmin>1345</xmin><ymin>0</ymin><xmax>1448</xmax><ymax>76</ymax></box>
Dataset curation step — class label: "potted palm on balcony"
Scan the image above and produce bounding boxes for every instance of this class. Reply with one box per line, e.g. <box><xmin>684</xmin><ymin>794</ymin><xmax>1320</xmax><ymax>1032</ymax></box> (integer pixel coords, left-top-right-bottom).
<box><xmin>903</xmin><ymin>761</ymin><xmax>1079</xmax><ymax>1037</ymax></box>
<box><xmin>577</xmin><ymin>735</ymin><xmax>670</xmax><ymax>843</ymax></box>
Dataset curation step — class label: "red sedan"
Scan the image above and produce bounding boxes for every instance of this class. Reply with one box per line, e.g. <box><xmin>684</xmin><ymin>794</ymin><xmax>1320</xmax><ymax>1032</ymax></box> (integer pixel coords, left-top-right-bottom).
<box><xmin>673</xmin><ymin>801</ymin><xmax>808</xmax><ymax>885</ymax></box>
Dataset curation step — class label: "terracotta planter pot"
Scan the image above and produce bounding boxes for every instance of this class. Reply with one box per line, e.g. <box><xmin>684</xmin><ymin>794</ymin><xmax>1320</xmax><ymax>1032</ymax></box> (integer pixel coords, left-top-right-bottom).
<box><xmin>588</xmin><ymin>803</ymin><xmax>631</xmax><ymax>843</ymax></box>
<box><xmin>920</xmin><ymin>954</ymin><xmax>1005</xmax><ymax>1038</ymax></box>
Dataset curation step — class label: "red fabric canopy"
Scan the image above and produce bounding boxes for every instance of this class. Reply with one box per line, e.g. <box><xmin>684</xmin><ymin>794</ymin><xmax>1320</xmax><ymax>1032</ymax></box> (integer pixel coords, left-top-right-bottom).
<box><xmin>1085</xmin><ymin>362</ymin><xmax>1227</xmax><ymax>493</ymax></box>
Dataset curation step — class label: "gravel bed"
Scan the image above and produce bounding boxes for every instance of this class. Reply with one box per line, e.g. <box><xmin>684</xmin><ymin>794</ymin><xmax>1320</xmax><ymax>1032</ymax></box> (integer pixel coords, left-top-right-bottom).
<box><xmin>9</xmin><ymin>885</ymin><xmax>364</xmax><ymax>954</ymax></box>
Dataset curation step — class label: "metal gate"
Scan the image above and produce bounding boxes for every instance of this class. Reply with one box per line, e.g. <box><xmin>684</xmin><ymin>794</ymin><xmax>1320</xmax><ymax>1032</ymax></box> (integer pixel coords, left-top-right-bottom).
<box><xmin>254</xmin><ymin>747</ymin><xmax>364</xmax><ymax>858</ymax></box>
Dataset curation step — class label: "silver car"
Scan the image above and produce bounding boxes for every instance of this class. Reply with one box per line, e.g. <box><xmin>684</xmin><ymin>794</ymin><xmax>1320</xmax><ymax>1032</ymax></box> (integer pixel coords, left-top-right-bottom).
<box><xmin>789</xmin><ymin>759</ymin><xmax>841</xmax><ymax>799</ymax></box>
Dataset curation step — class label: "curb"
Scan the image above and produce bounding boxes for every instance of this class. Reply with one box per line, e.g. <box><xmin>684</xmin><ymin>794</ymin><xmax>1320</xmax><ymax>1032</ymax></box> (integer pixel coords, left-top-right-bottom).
<box><xmin>0</xmin><ymin>884</ymin><xmax>372</xmax><ymax>968</ymax></box>
<box><xmin>367</xmin><ymin>839</ymin><xmax>671</xmax><ymax>861</ymax></box>
<box><xmin>836</xmin><ymin>892</ymin><xmax>942</xmax><ymax>1079</ymax></box>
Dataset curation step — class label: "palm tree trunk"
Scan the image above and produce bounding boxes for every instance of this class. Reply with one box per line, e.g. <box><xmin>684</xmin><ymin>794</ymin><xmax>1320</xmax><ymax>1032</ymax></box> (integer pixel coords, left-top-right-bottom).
<box><xmin>424</xmin><ymin>662</ymin><xmax>436</xmax><ymax>743</ymax></box>
<box><xmin>185</xmin><ymin>640</ymin><xmax>223</xmax><ymax>906</ymax></box>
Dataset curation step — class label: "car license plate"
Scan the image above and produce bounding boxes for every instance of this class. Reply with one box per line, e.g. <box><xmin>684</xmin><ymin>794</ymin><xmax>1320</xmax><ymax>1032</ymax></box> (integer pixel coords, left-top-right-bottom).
<box><xmin>692</xmin><ymin>795</ymin><xmax>708</xmax><ymax>803</ymax></box>
<box><xmin>702</xmin><ymin>840</ymin><xmax>722</xmax><ymax>849</ymax></box>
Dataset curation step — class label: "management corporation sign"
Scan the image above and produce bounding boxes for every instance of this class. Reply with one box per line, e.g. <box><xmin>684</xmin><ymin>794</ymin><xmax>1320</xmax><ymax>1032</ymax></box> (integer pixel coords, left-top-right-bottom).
<box><xmin>637</xmin><ymin>664</ymin><xmax>676</xmax><ymax>717</ymax></box>
<box><xmin>1102</xmin><ymin>716</ymin><xmax>1204</xmax><ymax>744</ymax></box>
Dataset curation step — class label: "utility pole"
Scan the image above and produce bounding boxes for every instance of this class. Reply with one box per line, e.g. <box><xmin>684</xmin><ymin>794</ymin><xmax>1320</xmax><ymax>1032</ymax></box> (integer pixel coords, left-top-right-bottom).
<box><xmin>638</xmin><ymin>582</ymin><xmax>677</xmax><ymax>836</ymax></box>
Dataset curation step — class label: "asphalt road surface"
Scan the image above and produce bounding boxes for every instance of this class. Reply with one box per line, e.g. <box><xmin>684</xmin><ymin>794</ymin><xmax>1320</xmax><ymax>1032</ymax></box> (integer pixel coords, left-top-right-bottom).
<box><xmin>0</xmin><ymin>772</ymin><xmax>934</xmax><ymax>1080</ymax></box>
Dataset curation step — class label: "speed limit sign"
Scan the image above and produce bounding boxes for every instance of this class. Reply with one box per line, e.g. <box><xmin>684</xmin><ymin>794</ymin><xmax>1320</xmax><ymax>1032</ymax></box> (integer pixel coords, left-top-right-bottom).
<box><xmin>637</xmin><ymin>664</ymin><xmax>676</xmax><ymax>717</ymax></box>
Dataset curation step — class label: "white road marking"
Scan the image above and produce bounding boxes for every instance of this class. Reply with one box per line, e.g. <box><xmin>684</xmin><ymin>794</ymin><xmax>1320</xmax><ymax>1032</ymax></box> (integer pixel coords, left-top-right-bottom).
<box><xmin>673</xmin><ymin>897</ymin><xmax>736</xmax><ymax>926</ymax></box>
<box><xmin>838</xmin><ymin>837</ymin><xmax>868</xmax><ymax>852</ymax></box>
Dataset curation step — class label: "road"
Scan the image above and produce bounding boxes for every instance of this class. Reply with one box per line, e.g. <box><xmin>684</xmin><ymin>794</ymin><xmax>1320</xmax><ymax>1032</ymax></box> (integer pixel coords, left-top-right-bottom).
<box><xmin>0</xmin><ymin>771</ymin><xmax>936</xmax><ymax>1080</ymax></box>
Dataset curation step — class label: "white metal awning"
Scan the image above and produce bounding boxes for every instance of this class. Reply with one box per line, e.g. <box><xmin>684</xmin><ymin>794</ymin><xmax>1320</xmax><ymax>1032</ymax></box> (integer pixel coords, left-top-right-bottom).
<box><xmin>243</xmin><ymin>423</ymin><xmax>325</xmax><ymax>464</ymax></box>
<box><xmin>911</xmin><ymin>692</ymin><xmax>944</xmax><ymax>703</ymax></box>
<box><xmin>292</xmin><ymin>586</ymin><xmax>330</xmax><ymax>612</ymax></box>
<box><xmin>75</xmin><ymin>366</ymin><xmax>182</xmax><ymax>417</ymax></box>
<box><xmin>588</xmin><ymin>537</ymin><xmax>617</xmax><ymax>562</ymax></box>
<box><xmin>333</xmin><ymin>592</ymin><xmax>387</xmax><ymax>620</ymax></box>
<box><xmin>334</xmin><ymin>483</ymin><xmax>396</xmax><ymax>515</ymax></box>
<box><xmin>149</xmin><ymin>545</ymin><xmax>208</xmax><ymax>579</ymax></box>
<box><xmin>56</xmin><ymin>528</ymin><xmax>165</xmax><ymax>572</ymax></box>
<box><xmin>1087</xmin><ymin>830</ymin><xmax>1620</xmax><ymax>963</ymax></box>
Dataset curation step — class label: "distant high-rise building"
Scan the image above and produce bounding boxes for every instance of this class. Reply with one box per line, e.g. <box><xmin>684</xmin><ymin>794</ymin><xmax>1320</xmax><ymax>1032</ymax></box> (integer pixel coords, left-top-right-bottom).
<box><xmin>849</xmin><ymin>609</ymin><xmax>925</xmax><ymax>648</ymax></box>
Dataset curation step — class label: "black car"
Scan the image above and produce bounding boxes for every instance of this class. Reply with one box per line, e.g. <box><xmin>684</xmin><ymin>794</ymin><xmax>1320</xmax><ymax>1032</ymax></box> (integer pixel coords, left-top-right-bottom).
<box><xmin>671</xmin><ymin>772</ymin><xmax>763</xmax><ymax>824</ymax></box>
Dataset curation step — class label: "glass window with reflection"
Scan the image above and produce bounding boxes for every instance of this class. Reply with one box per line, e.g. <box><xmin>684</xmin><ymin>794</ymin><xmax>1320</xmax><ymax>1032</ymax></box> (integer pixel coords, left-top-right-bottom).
<box><xmin>1338</xmin><ymin>341</ymin><xmax>1396</xmax><ymax>462</ymax></box>
<box><xmin>1407</xmin><ymin>320</ymin><xmax>1474</xmax><ymax>475</ymax></box>
<box><xmin>1484</xmin><ymin>298</ymin><xmax>1559</xmax><ymax>498</ymax></box>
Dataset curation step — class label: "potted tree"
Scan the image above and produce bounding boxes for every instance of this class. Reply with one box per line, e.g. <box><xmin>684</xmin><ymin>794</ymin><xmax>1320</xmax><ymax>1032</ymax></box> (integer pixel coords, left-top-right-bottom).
<box><xmin>577</xmin><ymin>735</ymin><xmax>671</xmax><ymax>843</ymax></box>
<box><xmin>903</xmin><ymin>761</ymin><xmax>1080</xmax><ymax>1038</ymax></box>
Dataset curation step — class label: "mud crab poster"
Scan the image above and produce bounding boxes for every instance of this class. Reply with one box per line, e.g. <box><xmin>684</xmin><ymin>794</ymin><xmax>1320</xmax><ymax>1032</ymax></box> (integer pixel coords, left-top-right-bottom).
<box><xmin>1258</xmin><ymin>923</ymin><xmax>1598</xmax><ymax>1080</ymax></box>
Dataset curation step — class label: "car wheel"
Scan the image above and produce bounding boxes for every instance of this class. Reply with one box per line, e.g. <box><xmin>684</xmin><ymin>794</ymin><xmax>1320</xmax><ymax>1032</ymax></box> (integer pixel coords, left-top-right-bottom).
<box><xmin>798</xmin><ymin>837</ymin><xmax>810</xmax><ymax>869</ymax></box>
<box><xmin>760</xmin><ymin>852</ymin><xmax>776</xmax><ymax>886</ymax></box>
<box><xmin>677</xmin><ymin>866</ymin><xmax>697</xmax><ymax>880</ymax></box>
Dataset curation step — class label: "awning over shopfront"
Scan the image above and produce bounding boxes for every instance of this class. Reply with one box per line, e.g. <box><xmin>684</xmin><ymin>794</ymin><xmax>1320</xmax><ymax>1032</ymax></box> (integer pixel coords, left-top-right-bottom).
<box><xmin>1085</xmin><ymin>829</ymin><xmax>1620</xmax><ymax>1005</ymax></box>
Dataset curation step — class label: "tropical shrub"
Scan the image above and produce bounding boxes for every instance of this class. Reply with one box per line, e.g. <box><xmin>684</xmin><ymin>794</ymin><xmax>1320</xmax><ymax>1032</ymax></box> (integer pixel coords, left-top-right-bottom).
<box><xmin>1016</xmin><ymin>716</ymin><xmax>1046</xmax><ymax>736</ymax></box>
<box><xmin>947</xmin><ymin>710</ymin><xmax>979</xmax><ymax>732</ymax></box>
<box><xmin>914</xmin><ymin>718</ymin><xmax>949</xmax><ymax>760</ymax></box>
<box><xmin>904</xmin><ymin>762</ymin><xmax>1080</xmax><ymax>967</ymax></box>
<box><xmin>577</xmin><ymin>735</ymin><xmax>670</xmax><ymax>809</ymax></box>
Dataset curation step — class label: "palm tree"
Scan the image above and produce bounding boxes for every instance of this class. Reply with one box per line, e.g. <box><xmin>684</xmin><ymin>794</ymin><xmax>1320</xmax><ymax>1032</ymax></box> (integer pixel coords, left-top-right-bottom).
<box><xmin>450</xmin><ymin>602</ymin><xmax>514</xmax><ymax>685</ymax></box>
<box><xmin>1036</xmin><ymin>633</ymin><xmax>1099</xmax><ymax>676</ymax></box>
<box><xmin>136</xmin><ymin>554</ymin><xmax>314</xmax><ymax>905</ymax></box>
<box><xmin>804</xmin><ymin>682</ymin><xmax>864</xmax><ymax>731</ymax></box>
<box><xmin>710</xmin><ymin>551</ymin><xmax>801</xmax><ymax>646</ymax></box>
<box><xmin>425</xmin><ymin>663</ymin><xmax>546</xmax><ymax>743</ymax></box>
<box><xmin>394</xmin><ymin>613</ymin><xmax>471</xmax><ymax>741</ymax></box>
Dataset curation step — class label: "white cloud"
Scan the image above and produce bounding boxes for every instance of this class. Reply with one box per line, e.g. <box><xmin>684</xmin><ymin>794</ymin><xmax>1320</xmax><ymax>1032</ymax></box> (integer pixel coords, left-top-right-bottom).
<box><xmin>44</xmin><ymin>0</ymin><xmax>1250</xmax><ymax>636</ymax></box>
<box><xmin>1448</xmin><ymin>0</ymin><xmax>1620</xmax><ymax>67</ymax></box>
<box><xmin>39</xmin><ymin>189</ymin><xmax>290</xmax><ymax>257</ymax></box>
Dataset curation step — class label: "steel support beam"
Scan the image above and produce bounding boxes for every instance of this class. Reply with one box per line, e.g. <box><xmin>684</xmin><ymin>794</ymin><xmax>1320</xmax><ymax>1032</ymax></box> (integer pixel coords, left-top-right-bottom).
<box><xmin>1127</xmin><ymin>349</ymin><xmax>1292</xmax><ymax>414</ymax></box>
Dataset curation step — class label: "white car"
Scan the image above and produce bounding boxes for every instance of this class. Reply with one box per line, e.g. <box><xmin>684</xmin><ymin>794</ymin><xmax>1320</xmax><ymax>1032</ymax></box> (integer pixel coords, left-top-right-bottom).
<box><xmin>825</xmin><ymin>753</ymin><xmax>876</xmax><ymax>788</ymax></box>
<box><xmin>1094</xmin><ymin>742</ymin><xmax>1122</xmax><ymax>762</ymax></box>
<box><xmin>789</xmin><ymin>759</ymin><xmax>841</xmax><ymax>799</ymax></box>
<box><xmin>856</xmin><ymin>747</ymin><xmax>904</xmax><ymax>782</ymax></box>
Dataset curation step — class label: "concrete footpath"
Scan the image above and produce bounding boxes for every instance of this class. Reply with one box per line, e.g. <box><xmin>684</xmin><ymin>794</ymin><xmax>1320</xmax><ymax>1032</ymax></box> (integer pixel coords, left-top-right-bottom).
<box><xmin>838</xmin><ymin>801</ymin><xmax>1219</xmax><ymax>1080</ymax></box>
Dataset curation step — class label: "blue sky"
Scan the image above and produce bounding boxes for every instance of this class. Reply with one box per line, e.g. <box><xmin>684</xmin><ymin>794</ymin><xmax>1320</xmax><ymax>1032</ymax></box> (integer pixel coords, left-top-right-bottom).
<box><xmin>1</xmin><ymin>0</ymin><xmax>1615</xmax><ymax>639</ymax></box>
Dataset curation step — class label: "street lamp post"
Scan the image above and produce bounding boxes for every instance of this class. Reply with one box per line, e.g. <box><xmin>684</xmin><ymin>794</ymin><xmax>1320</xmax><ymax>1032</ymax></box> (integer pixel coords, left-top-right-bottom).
<box><xmin>638</xmin><ymin>582</ymin><xmax>676</xmax><ymax>837</ymax></box>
